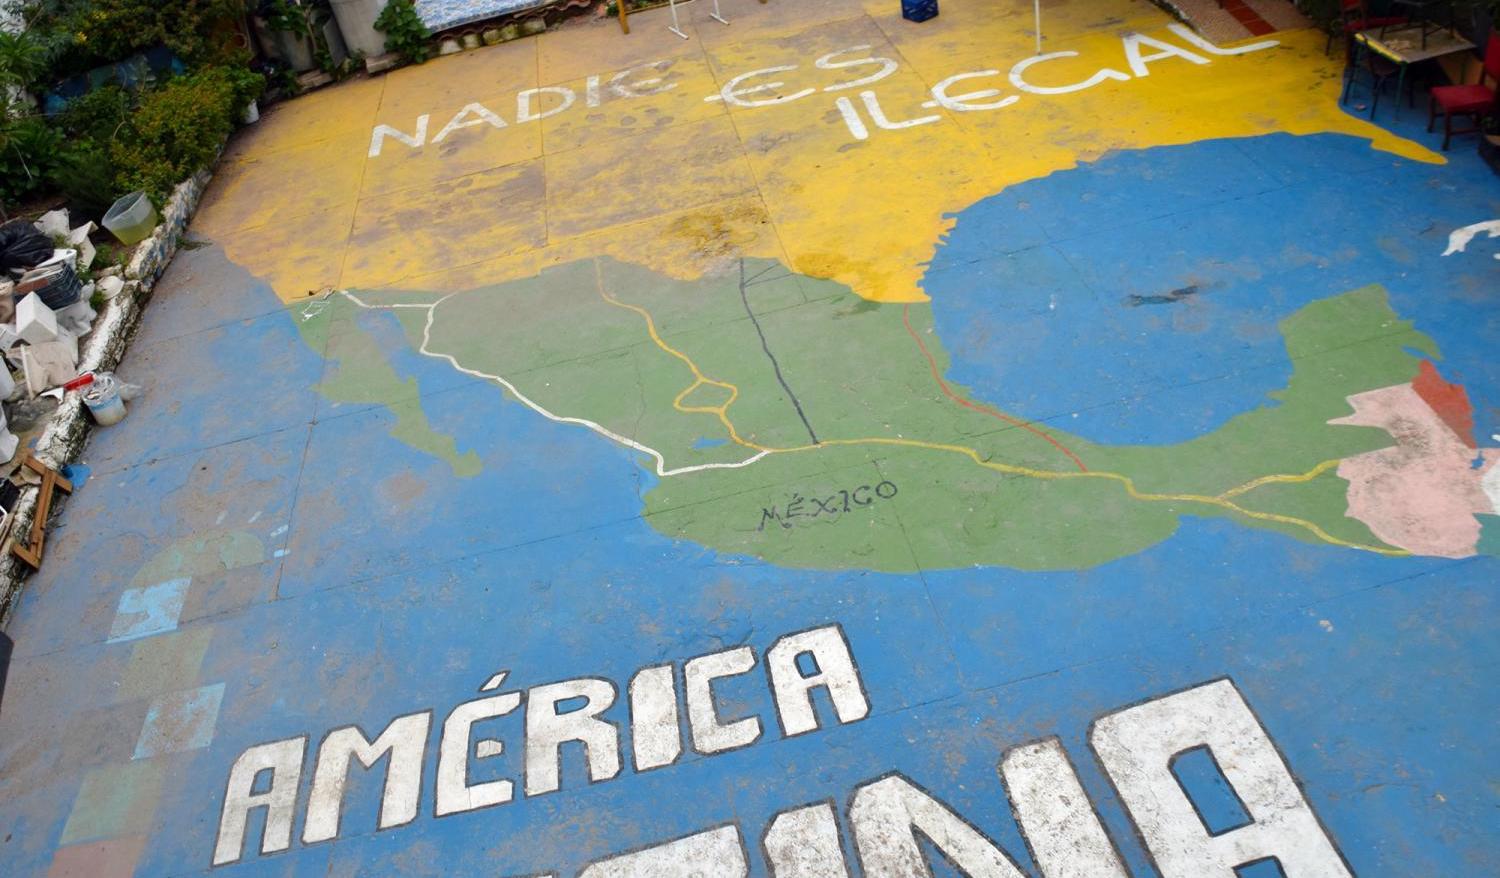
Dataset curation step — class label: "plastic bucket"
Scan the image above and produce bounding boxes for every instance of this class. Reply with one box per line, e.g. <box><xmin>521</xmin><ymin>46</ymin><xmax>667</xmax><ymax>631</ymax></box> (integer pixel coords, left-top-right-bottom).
<box><xmin>329</xmin><ymin>0</ymin><xmax>389</xmax><ymax>57</ymax></box>
<box><xmin>901</xmin><ymin>0</ymin><xmax>938</xmax><ymax>22</ymax></box>
<box><xmin>102</xmin><ymin>191</ymin><xmax>159</xmax><ymax>246</ymax></box>
<box><xmin>83</xmin><ymin>377</ymin><xmax>127</xmax><ymax>426</ymax></box>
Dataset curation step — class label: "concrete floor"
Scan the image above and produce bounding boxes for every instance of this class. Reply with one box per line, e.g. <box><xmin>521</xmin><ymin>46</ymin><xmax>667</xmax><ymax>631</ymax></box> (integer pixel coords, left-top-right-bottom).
<box><xmin>1</xmin><ymin>1</ymin><xmax>1497</xmax><ymax>876</ymax></box>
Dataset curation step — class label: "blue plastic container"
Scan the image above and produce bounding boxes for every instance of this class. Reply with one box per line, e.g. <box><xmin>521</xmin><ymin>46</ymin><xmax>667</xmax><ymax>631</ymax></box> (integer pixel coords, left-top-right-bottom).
<box><xmin>902</xmin><ymin>0</ymin><xmax>938</xmax><ymax>22</ymax></box>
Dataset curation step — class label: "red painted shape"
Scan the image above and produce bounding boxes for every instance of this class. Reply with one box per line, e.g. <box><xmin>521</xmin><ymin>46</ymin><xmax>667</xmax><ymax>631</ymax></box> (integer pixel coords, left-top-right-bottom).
<box><xmin>901</xmin><ymin>304</ymin><xmax>1089</xmax><ymax>472</ymax></box>
<box><xmin>1412</xmin><ymin>359</ymin><xmax>1477</xmax><ymax>447</ymax></box>
<box><xmin>1220</xmin><ymin>0</ymin><xmax>1278</xmax><ymax>37</ymax></box>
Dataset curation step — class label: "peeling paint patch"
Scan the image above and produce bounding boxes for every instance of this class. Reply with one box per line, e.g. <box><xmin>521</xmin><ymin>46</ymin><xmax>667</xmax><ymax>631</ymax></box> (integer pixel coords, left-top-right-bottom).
<box><xmin>132</xmin><ymin>683</ymin><xmax>226</xmax><ymax>759</ymax></box>
<box><xmin>106</xmin><ymin>578</ymin><xmax>191</xmax><ymax>644</ymax></box>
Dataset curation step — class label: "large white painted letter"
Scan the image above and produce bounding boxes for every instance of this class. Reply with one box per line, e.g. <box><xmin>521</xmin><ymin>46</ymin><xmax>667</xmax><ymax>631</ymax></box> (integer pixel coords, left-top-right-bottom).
<box><xmin>525</xmin><ymin>678</ymin><xmax>621</xmax><ymax>796</ymax></box>
<box><xmin>850</xmin><ymin>775</ymin><xmax>1028</xmax><ymax>878</ymax></box>
<box><xmin>303</xmin><ymin>711</ymin><xmax>430</xmax><ymax>844</ymax></box>
<box><xmin>213</xmin><ymin>737</ymin><xmax>305</xmax><ymax>865</ymax></box>
<box><xmin>368</xmin><ymin>116</ymin><xmax>430</xmax><ymax>157</ymax></box>
<box><xmin>931</xmin><ymin>71</ymin><xmax>1019</xmax><ymax>112</ymax></box>
<box><xmin>859</xmin><ymin>91</ymin><xmax>940</xmax><ymax>131</ymax></box>
<box><xmin>1001</xmin><ymin>739</ymin><xmax>1128</xmax><ymax>877</ymax></box>
<box><xmin>765</xmin><ymin>803</ymin><xmax>851</xmax><ymax>877</ymax></box>
<box><xmin>578</xmin><ymin>825</ymin><xmax>748</xmax><ymax>878</ymax></box>
<box><xmin>1008</xmin><ymin>52</ymin><xmax>1131</xmax><ymax>95</ymax></box>
<box><xmin>435</xmin><ymin>684</ymin><xmax>521</xmax><ymax>817</ymax></box>
<box><xmin>816</xmin><ymin>45</ymin><xmax>899</xmax><ymax>92</ymax></box>
<box><xmin>517</xmin><ymin>86</ymin><xmax>577</xmax><ymax>123</ymax></box>
<box><xmin>432</xmin><ymin>103</ymin><xmax>507</xmax><ymax>144</ymax></box>
<box><xmin>629</xmin><ymin>664</ymin><xmax>682</xmax><ymax>771</ymax></box>
<box><xmin>714</xmin><ymin>66</ymin><xmax>814</xmax><ymax>108</ymax></box>
<box><xmin>685</xmin><ymin>646</ymin><xmax>762</xmax><ymax>753</ymax></box>
<box><xmin>609</xmin><ymin>60</ymin><xmax>680</xmax><ymax>99</ymax></box>
<box><xmin>766</xmin><ymin>625</ymin><xmax>869</xmax><ymax>737</ymax></box>
<box><xmin>1121</xmin><ymin>32</ymin><xmax>1210</xmax><ymax>77</ymax></box>
<box><xmin>1091</xmin><ymin>679</ymin><xmax>1353</xmax><ymax>877</ymax></box>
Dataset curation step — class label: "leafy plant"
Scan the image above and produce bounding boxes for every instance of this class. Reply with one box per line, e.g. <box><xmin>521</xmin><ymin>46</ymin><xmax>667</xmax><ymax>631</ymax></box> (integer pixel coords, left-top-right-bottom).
<box><xmin>0</xmin><ymin>118</ymin><xmax>65</xmax><ymax>204</ymax></box>
<box><xmin>0</xmin><ymin>29</ymin><xmax>47</xmax><ymax>92</ymax></box>
<box><xmin>110</xmin><ymin>68</ymin><xmax>239</xmax><ymax>202</ymax></box>
<box><xmin>375</xmin><ymin>0</ymin><xmax>432</xmax><ymax>64</ymax></box>
<box><xmin>52</xmin><ymin>139</ymin><xmax>120</xmax><ymax>218</ymax></box>
<box><xmin>262</xmin><ymin>0</ymin><xmax>340</xmax><ymax>73</ymax></box>
<box><xmin>21</xmin><ymin>0</ymin><xmax>246</xmax><ymax>81</ymax></box>
<box><xmin>58</xmin><ymin>84</ymin><xmax>135</xmax><ymax>140</ymax></box>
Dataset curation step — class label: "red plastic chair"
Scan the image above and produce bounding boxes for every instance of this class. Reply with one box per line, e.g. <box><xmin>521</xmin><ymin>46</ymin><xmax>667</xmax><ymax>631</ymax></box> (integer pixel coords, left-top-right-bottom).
<box><xmin>1427</xmin><ymin>35</ymin><xmax>1500</xmax><ymax>151</ymax></box>
<box><xmin>1326</xmin><ymin>0</ymin><xmax>1409</xmax><ymax>56</ymax></box>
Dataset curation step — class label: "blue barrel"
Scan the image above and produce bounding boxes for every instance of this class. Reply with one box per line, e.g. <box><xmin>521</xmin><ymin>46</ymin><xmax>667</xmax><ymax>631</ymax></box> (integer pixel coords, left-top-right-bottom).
<box><xmin>902</xmin><ymin>0</ymin><xmax>938</xmax><ymax>22</ymax></box>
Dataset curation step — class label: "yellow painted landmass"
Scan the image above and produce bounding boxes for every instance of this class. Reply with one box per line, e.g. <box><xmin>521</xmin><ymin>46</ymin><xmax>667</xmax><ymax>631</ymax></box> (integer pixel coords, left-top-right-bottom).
<box><xmin>194</xmin><ymin>0</ymin><xmax>1438</xmax><ymax>306</ymax></box>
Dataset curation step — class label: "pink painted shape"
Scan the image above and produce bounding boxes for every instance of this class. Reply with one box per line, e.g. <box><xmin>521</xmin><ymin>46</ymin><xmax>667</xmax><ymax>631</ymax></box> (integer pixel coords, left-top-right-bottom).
<box><xmin>1331</xmin><ymin>383</ymin><xmax>1500</xmax><ymax>558</ymax></box>
<box><xmin>46</xmin><ymin>836</ymin><xmax>146</xmax><ymax>878</ymax></box>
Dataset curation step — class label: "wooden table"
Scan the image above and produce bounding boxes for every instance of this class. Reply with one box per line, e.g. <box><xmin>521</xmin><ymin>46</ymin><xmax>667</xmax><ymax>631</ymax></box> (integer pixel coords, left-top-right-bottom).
<box><xmin>1343</xmin><ymin>25</ymin><xmax>1475</xmax><ymax>118</ymax></box>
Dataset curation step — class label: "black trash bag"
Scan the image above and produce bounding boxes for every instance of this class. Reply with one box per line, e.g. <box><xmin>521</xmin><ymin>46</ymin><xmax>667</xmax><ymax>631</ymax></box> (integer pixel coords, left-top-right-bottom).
<box><xmin>0</xmin><ymin>220</ymin><xmax>57</xmax><ymax>275</ymax></box>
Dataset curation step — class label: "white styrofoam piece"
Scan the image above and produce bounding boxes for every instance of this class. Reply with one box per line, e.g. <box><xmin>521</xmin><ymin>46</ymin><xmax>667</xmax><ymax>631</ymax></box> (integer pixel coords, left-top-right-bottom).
<box><xmin>34</xmin><ymin>208</ymin><xmax>70</xmax><ymax>238</ymax></box>
<box><xmin>37</xmin><ymin>248</ymin><xmax>77</xmax><ymax>270</ymax></box>
<box><xmin>0</xmin><ymin>324</ymin><xmax>20</xmax><ymax>350</ymax></box>
<box><xmin>0</xmin><ymin>361</ymin><xmax>15</xmax><ymax>398</ymax></box>
<box><xmin>56</xmin><ymin>299</ymin><xmax>96</xmax><ymax>337</ymax></box>
<box><xmin>66</xmin><ymin>221</ymin><xmax>96</xmax><ymax>245</ymax></box>
<box><xmin>74</xmin><ymin>237</ymin><xmax>96</xmax><ymax>271</ymax></box>
<box><xmin>97</xmin><ymin>276</ymin><xmax>125</xmax><ymax>299</ymax></box>
<box><xmin>15</xmin><ymin>294</ymin><xmax>59</xmax><ymax>344</ymax></box>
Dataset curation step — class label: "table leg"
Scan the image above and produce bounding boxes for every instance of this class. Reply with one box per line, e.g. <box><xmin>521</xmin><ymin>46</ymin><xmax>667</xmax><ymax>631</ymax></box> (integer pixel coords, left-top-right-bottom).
<box><xmin>1395</xmin><ymin>63</ymin><xmax>1407</xmax><ymax>119</ymax></box>
<box><xmin>1340</xmin><ymin>42</ymin><xmax>1359</xmax><ymax>106</ymax></box>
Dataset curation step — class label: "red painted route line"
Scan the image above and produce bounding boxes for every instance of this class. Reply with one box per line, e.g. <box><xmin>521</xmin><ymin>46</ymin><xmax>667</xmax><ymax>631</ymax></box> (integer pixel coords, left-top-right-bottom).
<box><xmin>901</xmin><ymin>303</ymin><xmax>1089</xmax><ymax>473</ymax></box>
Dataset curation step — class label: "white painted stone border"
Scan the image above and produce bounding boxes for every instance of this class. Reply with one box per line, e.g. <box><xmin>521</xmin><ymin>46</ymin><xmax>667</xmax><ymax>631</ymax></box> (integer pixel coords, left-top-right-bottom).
<box><xmin>0</xmin><ymin>165</ymin><xmax>215</xmax><ymax>621</ymax></box>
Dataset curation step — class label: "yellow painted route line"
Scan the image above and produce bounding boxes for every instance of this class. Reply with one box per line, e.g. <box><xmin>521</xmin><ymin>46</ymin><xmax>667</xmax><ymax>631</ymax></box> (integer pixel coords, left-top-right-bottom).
<box><xmin>1218</xmin><ymin>458</ymin><xmax>1345</xmax><ymax>499</ymax></box>
<box><xmin>593</xmin><ymin>261</ymin><xmax>772</xmax><ymax>454</ymax></box>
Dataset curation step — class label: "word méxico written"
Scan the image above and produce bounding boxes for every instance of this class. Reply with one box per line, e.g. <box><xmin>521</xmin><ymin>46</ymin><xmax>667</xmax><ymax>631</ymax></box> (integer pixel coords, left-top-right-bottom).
<box><xmin>366</xmin><ymin>24</ymin><xmax>1278</xmax><ymax>158</ymax></box>
<box><xmin>213</xmin><ymin>625</ymin><xmax>868</xmax><ymax>865</ymax></box>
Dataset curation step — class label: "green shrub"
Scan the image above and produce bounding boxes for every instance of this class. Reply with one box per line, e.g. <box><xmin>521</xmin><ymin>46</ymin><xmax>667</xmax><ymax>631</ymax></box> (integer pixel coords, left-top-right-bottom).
<box><xmin>0</xmin><ymin>119</ymin><xmax>65</xmax><ymax>204</ymax></box>
<box><xmin>52</xmin><ymin>139</ymin><xmax>122</xmax><ymax>219</ymax></box>
<box><xmin>28</xmin><ymin>0</ymin><xmax>248</xmax><ymax>79</ymax></box>
<box><xmin>375</xmin><ymin>0</ymin><xmax>433</xmax><ymax>64</ymax></box>
<box><xmin>111</xmin><ymin>69</ymin><xmax>238</xmax><ymax>202</ymax></box>
<box><xmin>0</xmin><ymin>29</ymin><xmax>47</xmax><ymax>92</ymax></box>
<box><xmin>58</xmin><ymin>85</ymin><xmax>136</xmax><ymax>141</ymax></box>
<box><xmin>217</xmin><ymin>62</ymin><xmax>267</xmax><ymax>117</ymax></box>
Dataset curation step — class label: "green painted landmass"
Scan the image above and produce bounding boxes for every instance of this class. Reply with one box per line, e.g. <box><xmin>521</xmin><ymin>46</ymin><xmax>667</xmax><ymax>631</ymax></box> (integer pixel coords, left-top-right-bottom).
<box><xmin>313</xmin><ymin>257</ymin><xmax>1434</xmax><ymax>571</ymax></box>
<box><xmin>295</xmin><ymin>292</ymin><xmax>481</xmax><ymax>478</ymax></box>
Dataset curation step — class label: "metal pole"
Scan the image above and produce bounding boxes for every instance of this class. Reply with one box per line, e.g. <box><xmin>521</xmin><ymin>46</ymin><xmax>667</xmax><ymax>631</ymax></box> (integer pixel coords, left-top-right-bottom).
<box><xmin>710</xmin><ymin>0</ymin><xmax>729</xmax><ymax>26</ymax></box>
<box><xmin>1034</xmin><ymin>0</ymin><xmax>1042</xmax><ymax>54</ymax></box>
<box><xmin>668</xmin><ymin>0</ymin><xmax>688</xmax><ymax>39</ymax></box>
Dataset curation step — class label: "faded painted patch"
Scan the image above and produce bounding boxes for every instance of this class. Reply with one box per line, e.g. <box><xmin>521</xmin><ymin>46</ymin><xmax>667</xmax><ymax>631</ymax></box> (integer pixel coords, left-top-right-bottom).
<box><xmin>132</xmin><ymin>683</ymin><xmax>227</xmax><ymax>759</ymax></box>
<box><xmin>106</xmin><ymin>579</ymin><xmax>190</xmax><ymax>644</ymax></box>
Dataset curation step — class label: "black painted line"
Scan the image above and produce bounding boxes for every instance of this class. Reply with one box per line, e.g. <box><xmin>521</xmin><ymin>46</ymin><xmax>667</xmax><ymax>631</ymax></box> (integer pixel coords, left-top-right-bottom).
<box><xmin>738</xmin><ymin>259</ymin><xmax>820</xmax><ymax>446</ymax></box>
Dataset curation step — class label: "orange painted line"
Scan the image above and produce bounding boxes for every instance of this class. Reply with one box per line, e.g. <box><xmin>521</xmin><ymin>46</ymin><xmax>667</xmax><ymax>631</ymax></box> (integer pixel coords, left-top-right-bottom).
<box><xmin>901</xmin><ymin>304</ymin><xmax>1089</xmax><ymax>473</ymax></box>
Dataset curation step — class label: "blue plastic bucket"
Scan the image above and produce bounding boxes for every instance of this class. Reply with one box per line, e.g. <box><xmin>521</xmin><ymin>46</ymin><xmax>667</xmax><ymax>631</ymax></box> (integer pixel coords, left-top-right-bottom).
<box><xmin>902</xmin><ymin>0</ymin><xmax>938</xmax><ymax>22</ymax></box>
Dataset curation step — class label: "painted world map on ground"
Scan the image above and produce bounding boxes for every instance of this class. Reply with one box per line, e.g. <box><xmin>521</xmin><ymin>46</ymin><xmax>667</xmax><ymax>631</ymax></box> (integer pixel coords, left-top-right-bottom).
<box><xmin>2</xmin><ymin>3</ymin><xmax>1498</xmax><ymax>877</ymax></box>
<box><xmin>308</xmin><ymin>132</ymin><xmax>1500</xmax><ymax>571</ymax></box>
